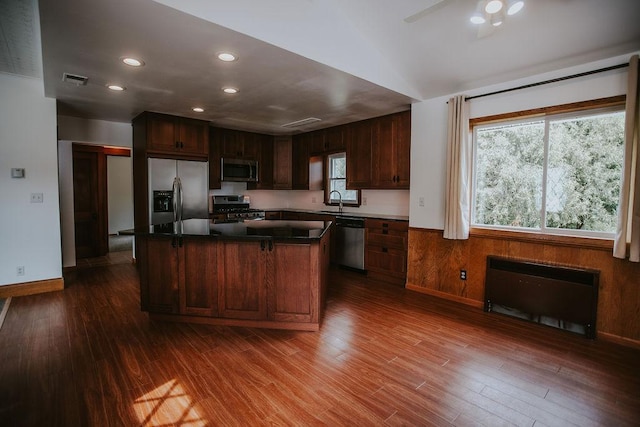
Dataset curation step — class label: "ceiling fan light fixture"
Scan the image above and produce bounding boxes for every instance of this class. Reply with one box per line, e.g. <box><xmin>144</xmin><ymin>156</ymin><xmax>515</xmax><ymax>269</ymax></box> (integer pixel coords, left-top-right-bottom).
<box><xmin>506</xmin><ymin>0</ymin><xmax>524</xmax><ymax>15</ymax></box>
<box><xmin>485</xmin><ymin>0</ymin><xmax>503</xmax><ymax>14</ymax></box>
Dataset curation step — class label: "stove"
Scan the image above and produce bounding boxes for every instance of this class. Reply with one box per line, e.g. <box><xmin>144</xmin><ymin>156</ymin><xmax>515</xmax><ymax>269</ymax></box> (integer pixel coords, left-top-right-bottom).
<box><xmin>211</xmin><ymin>195</ymin><xmax>265</xmax><ymax>221</ymax></box>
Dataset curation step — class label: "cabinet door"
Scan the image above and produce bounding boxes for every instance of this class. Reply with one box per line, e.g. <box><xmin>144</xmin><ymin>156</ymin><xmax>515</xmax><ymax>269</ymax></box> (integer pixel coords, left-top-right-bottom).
<box><xmin>269</xmin><ymin>242</ymin><xmax>316</xmax><ymax>323</ymax></box>
<box><xmin>209</xmin><ymin>128</ymin><xmax>222</xmax><ymax>189</ymax></box>
<box><xmin>148</xmin><ymin>114</ymin><xmax>179</xmax><ymax>152</ymax></box>
<box><xmin>371</xmin><ymin>115</ymin><xmax>396</xmax><ymax>188</ymax></box>
<box><xmin>325</xmin><ymin>125</ymin><xmax>346</xmax><ymax>152</ymax></box>
<box><xmin>145</xmin><ymin>237</ymin><xmax>180</xmax><ymax>313</ymax></box>
<box><xmin>179</xmin><ymin>238</ymin><xmax>218</xmax><ymax>316</ymax></box>
<box><xmin>248</xmin><ymin>134</ymin><xmax>274</xmax><ymax>189</ymax></box>
<box><xmin>178</xmin><ymin>118</ymin><xmax>209</xmax><ymax>156</ymax></box>
<box><xmin>292</xmin><ymin>134</ymin><xmax>310</xmax><ymax>189</ymax></box>
<box><xmin>307</xmin><ymin>131</ymin><xmax>325</xmax><ymax>155</ymax></box>
<box><xmin>346</xmin><ymin>120</ymin><xmax>372</xmax><ymax>189</ymax></box>
<box><xmin>393</xmin><ymin>110</ymin><xmax>411</xmax><ymax>188</ymax></box>
<box><xmin>219</xmin><ymin>129</ymin><xmax>243</xmax><ymax>158</ymax></box>
<box><xmin>241</xmin><ymin>131</ymin><xmax>260</xmax><ymax>160</ymax></box>
<box><xmin>218</xmin><ymin>241</ymin><xmax>267</xmax><ymax>320</ymax></box>
<box><xmin>273</xmin><ymin>136</ymin><xmax>292</xmax><ymax>189</ymax></box>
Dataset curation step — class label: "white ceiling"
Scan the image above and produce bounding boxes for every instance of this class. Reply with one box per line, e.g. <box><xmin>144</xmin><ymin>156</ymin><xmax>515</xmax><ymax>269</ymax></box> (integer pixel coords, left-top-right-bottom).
<box><xmin>3</xmin><ymin>0</ymin><xmax>639</xmax><ymax>134</ymax></box>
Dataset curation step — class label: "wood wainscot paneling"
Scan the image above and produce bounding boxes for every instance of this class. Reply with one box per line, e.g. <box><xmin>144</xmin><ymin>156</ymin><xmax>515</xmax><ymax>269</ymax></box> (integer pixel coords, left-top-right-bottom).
<box><xmin>407</xmin><ymin>227</ymin><xmax>640</xmax><ymax>345</ymax></box>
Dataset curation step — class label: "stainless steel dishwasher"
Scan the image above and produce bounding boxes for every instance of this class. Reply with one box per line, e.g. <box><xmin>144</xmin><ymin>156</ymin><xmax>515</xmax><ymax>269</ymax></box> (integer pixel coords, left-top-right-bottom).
<box><xmin>334</xmin><ymin>216</ymin><xmax>365</xmax><ymax>271</ymax></box>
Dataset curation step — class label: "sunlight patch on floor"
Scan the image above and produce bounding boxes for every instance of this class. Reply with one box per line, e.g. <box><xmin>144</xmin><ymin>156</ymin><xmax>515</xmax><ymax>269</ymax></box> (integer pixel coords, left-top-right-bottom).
<box><xmin>134</xmin><ymin>379</ymin><xmax>207</xmax><ymax>426</ymax></box>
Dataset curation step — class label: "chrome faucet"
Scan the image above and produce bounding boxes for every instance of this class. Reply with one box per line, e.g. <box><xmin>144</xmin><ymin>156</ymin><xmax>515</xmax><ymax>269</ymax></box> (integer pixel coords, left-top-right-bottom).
<box><xmin>329</xmin><ymin>190</ymin><xmax>343</xmax><ymax>214</ymax></box>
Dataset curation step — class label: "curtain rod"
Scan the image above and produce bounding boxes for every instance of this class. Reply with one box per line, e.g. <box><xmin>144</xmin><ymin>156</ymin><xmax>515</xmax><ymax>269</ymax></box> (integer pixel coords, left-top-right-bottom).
<box><xmin>465</xmin><ymin>62</ymin><xmax>629</xmax><ymax>102</ymax></box>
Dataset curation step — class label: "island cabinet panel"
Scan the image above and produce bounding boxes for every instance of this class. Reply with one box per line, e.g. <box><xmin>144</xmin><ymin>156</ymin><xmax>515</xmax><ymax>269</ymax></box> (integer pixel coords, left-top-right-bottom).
<box><xmin>179</xmin><ymin>238</ymin><xmax>218</xmax><ymax>317</ymax></box>
<box><xmin>141</xmin><ymin>236</ymin><xmax>180</xmax><ymax>314</ymax></box>
<box><xmin>269</xmin><ymin>243</ymin><xmax>316</xmax><ymax>323</ymax></box>
<box><xmin>217</xmin><ymin>241</ymin><xmax>268</xmax><ymax>320</ymax></box>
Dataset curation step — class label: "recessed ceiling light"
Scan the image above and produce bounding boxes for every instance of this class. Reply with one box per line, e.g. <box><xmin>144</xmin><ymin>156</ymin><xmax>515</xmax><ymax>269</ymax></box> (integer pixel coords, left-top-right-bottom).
<box><xmin>122</xmin><ymin>57</ymin><xmax>144</xmax><ymax>67</ymax></box>
<box><xmin>507</xmin><ymin>0</ymin><xmax>524</xmax><ymax>15</ymax></box>
<box><xmin>217</xmin><ymin>52</ymin><xmax>237</xmax><ymax>62</ymax></box>
<box><xmin>222</xmin><ymin>87</ymin><xmax>238</xmax><ymax>94</ymax></box>
<box><xmin>192</xmin><ymin>107</ymin><xmax>204</xmax><ymax>113</ymax></box>
<box><xmin>485</xmin><ymin>0</ymin><xmax>503</xmax><ymax>14</ymax></box>
<box><xmin>107</xmin><ymin>84</ymin><xmax>125</xmax><ymax>91</ymax></box>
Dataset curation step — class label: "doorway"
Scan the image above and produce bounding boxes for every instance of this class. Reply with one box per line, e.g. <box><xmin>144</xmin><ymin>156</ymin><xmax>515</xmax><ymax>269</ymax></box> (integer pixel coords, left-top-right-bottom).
<box><xmin>72</xmin><ymin>143</ymin><xmax>131</xmax><ymax>259</ymax></box>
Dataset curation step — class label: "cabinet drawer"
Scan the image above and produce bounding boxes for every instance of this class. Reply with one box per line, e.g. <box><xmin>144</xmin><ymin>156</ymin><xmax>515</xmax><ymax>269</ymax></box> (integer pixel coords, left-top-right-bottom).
<box><xmin>367</xmin><ymin>231</ymin><xmax>407</xmax><ymax>249</ymax></box>
<box><xmin>365</xmin><ymin>246</ymin><xmax>407</xmax><ymax>276</ymax></box>
<box><xmin>365</xmin><ymin>219</ymin><xmax>408</xmax><ymax>232</ymax></box>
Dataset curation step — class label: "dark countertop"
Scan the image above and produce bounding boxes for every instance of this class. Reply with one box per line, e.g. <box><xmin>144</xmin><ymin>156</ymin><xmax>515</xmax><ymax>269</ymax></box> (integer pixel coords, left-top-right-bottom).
<box><xmin>137</xmin><ymin>218</ymin><xmax>332</xmax><ymax>242</ymax></box>
<box><xmin>268</xmin><ymin>208</ymin><xmax>409</xmax><ymax>222</ymax></box>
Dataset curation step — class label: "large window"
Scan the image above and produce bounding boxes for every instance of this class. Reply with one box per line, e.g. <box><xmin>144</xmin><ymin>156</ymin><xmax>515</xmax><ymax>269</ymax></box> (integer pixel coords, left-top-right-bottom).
<box><xmin>326</xmin><ymin>152</ymin><xmax>359</xmax><ymax>205</ymax></box>
<box><xmin>472</xmin><ymin>105</ymin><xmax>625</xmax><ymax>237</ymax></box>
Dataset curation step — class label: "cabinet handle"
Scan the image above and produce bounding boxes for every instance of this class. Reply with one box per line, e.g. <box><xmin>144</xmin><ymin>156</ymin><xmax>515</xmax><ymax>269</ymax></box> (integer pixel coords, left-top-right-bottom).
<box><xmin>260</xmin><ymin>240</ymin><xmax>266</xmax><ymax>251</ymax></box>
<box><xmin>171</xmin><ymin>237</ymin><xmax>176</xmax><ymax>248</ymax></box>
<box><xmin>175</xmin><ymin>141</ymin><xmax>180</xmax><ymax>149</ymax></box>
<box><xmin>180</xmin><ymin>142</ymin><xmax>184</xmax><ymax>149</ymax></box>
<box><xmin>268</xmin><ymin>240</ymin><xmax>273</xmax><ymax>251</ymax></box>
<box><xmin>382</xmin><ymin>247</ymin><xmax>388</xmax><ymax>253</ymax></box>
<box><xmin>178</xmin><ymin>236</ymin><xmax>184</xmax><ymax>247</ymax></box>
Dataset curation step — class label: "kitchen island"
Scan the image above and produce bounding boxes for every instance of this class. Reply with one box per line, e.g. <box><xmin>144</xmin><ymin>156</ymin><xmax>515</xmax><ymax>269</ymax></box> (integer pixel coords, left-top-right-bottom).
<box><xmin>136</xmin><ymin>219</ymin><xmax>332</xmax><ymax>331</ymax></box>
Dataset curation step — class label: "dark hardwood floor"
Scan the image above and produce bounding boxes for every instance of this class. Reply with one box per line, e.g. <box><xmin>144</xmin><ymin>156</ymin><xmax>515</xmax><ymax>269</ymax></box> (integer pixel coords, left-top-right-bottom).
<box><xmin>0</xmin><ymin>261</ymin><xmax>638</xmax><ymax>426</ymax></box>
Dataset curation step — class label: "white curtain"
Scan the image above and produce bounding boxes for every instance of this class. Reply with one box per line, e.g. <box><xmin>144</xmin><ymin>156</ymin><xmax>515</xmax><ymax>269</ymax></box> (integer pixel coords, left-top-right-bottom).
<box><xmin>444</xmin><ymin>95</ymin><xmax>471</xmax><ymax>240</ymax></box>
<box><xmin>614</xmin><ymin>54</ymin><xmax>640</xmax><ymax>262</ymax></box>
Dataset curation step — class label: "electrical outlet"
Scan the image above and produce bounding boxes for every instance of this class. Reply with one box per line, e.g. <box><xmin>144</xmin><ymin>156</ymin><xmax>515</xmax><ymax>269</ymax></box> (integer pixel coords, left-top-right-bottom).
<box><xmin>30</xmin><ymin>193</ymin><xmax>43</xmax><ymax>203</ymax></box>
<box><xmin>419</xmin><ymin>197</ymin><xmax>425</xmax><ymax>207</ymax></box>
<box><xmin>362</xmin><ymin>197</ymin><xmax>367</xmax><ymax>206</ymax></box>
<box><xmin>311</xmin><ymin>196</ymin><xmax>317</xmax><ymax>203</ymax></box>
<box><xmin>17</xmin><ymin>266</ymin><xmax>25</xmax><ymax>276</ymax></box>
<box><xmin>460</xmin><ymin>269</ymin><xmax>467</xmax><ymax>280</ymax></box>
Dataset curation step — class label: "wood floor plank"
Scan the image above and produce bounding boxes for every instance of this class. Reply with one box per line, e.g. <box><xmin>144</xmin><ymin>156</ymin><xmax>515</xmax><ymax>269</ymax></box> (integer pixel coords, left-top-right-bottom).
<box><xmin>0</xmin><ymin>263</ymin><xmax>638</xmax><ymax>426</ymax></box>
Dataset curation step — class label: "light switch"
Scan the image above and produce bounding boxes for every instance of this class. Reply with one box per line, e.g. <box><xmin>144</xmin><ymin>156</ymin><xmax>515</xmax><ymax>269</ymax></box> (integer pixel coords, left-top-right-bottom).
<box><xmin>11</xmin><ymin>168</ymin><xmax>25</xmax><ymax>178</ymax></box>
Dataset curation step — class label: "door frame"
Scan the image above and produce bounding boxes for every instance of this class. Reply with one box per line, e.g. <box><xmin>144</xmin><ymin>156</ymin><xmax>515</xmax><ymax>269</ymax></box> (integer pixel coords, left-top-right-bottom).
<box><xmin>72</xmin><ymin>143</ymin><xmax>130</xmax><ymax>258</ymax></box>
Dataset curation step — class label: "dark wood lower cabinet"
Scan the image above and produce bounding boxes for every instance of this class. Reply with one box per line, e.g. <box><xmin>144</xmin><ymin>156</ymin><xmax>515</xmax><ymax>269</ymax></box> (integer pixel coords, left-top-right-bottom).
<box><xmin>365</xmin><ymin>219</ymin><xmax>409</xmax><ymax>286</ymax></box>
<box><xmin>138</xmin><ymin>231</ymin><xmax>330</xmax><ymax>330</ymax></box>
<box><xmin>218</xmin><ymin>240</ymin><xmax>267</xmax><ymax>320</ymax></box>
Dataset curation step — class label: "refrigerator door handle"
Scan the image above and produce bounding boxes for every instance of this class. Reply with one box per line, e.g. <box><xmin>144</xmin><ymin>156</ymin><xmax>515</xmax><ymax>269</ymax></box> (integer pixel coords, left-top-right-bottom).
<box><xmin>172</xmin><ymin>177</ymin><xmax>183</xmax><ymax>222</ymax></box>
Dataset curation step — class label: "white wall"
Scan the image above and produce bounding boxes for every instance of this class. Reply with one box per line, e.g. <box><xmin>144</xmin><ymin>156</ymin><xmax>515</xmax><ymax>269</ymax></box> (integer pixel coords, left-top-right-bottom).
<box><xmin>409</xmin><ymin>53</ymin><xmax>635</xmax><ymax>230</ymax></box>
<box><xmin>57</xmin><ymin>116</ymin><xmax>132</xmax><ymax>267</ymax></box>
<box><xmin>107</xmin><ymin>156</ymin><xmax>134</xmax><ymax>234</ymax></box>
<box><xmin>0</xmin><ymin>73</ymin><xmax>61</xmax><ymax>286</ymax></box>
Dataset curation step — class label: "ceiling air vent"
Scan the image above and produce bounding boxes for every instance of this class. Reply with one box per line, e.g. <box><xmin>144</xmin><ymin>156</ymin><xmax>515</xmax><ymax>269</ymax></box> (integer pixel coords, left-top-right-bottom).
<box><xmin>62</xmin><ymin>72</ymin><xmax>88</xmax><ymax>86</ymax></box>
<box><xmin>281</xmin><ymin>117</ymin><xmax>321</xmax><ymax>128</ymax></box>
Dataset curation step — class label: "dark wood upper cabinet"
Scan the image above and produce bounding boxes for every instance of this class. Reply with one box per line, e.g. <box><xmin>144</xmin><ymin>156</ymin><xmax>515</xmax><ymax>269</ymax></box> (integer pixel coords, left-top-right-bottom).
<box><xmin>371</xmin><ymin>111</ymin><xmax>411</xmax><ymax>189</ymax></box>
<box><xmin>292</xmin><ymin>134</ymin><xmax>310</xmax><ymax>189</ymax></box>
<box><xmin>248</xmin><ymin>134</ymin><xmax>274</xmax><ymax>190</ymax></box>
<box><xmin>216</xmin><ymin>128</ymin><xmax>259</xmax><ymax>160</ymax></box>
<box><xmin>346</xmin><ymin>119</ymin><xmax>373</xmax><ymax>189</ymax></box>
<box><xmin>209</xmin><ymin>127</ymin><xmax>222</xmax><ymax>189</ymax></box>
<box><xmin>273</xmin><ymin>136</ymin><xmax>293</xmax><ymax>189</ymax></box>
<box><xmin>324</xmin><ymin>125</ymin><xmax>346</xmax><ymax>152</ymax></box>
<box><xmin>137</xmin><ymin>112</ymin><xmax>209</xmax><ymax>158</ymax></box>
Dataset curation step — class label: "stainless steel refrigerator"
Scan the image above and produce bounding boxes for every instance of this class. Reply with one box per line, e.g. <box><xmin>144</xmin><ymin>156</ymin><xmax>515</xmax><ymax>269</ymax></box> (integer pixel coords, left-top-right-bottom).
<box><xmin>148</xmin><ymin>158</ymin><xmax>209</xmax><ymax>225</ymax></box>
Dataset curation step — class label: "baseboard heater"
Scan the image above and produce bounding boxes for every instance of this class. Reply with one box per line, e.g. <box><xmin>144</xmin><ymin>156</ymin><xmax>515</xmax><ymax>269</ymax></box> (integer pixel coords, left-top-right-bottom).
<box><xmin>484</xmin><ymin>256</ymin><xmax>599</xmax><ymax>338</ymax></box>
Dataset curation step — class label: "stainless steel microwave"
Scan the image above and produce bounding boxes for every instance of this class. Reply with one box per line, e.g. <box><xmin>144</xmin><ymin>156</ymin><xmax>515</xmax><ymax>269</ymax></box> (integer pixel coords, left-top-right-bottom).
<box><xmin>221</xmin><ymin>158</ymin><xmax>258</xmax><ymax>182</ymax></box>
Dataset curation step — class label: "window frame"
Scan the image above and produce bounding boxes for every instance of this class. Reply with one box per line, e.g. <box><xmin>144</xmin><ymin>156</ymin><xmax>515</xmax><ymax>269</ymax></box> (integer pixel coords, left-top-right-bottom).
<box><xmin>470</xmin><ymin>95</ymin><xmax>626</xmax><ymax>240</ymax></box>
<box><xmin>324</xmin><ymin>151</ymin><xmax>360</xmax><ymax>207</ymax></box>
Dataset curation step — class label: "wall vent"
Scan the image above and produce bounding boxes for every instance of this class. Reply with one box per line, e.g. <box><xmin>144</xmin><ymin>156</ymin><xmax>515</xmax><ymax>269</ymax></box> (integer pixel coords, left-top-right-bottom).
<box><xmin>281</xmin><ymin>117</ymin><xmax>321</xmax><ymax>128</ymax></box>
<box><xmin>62</xmin><ymin>72</ymin><xmax>88</xmax><ymax>85</ymax></box>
